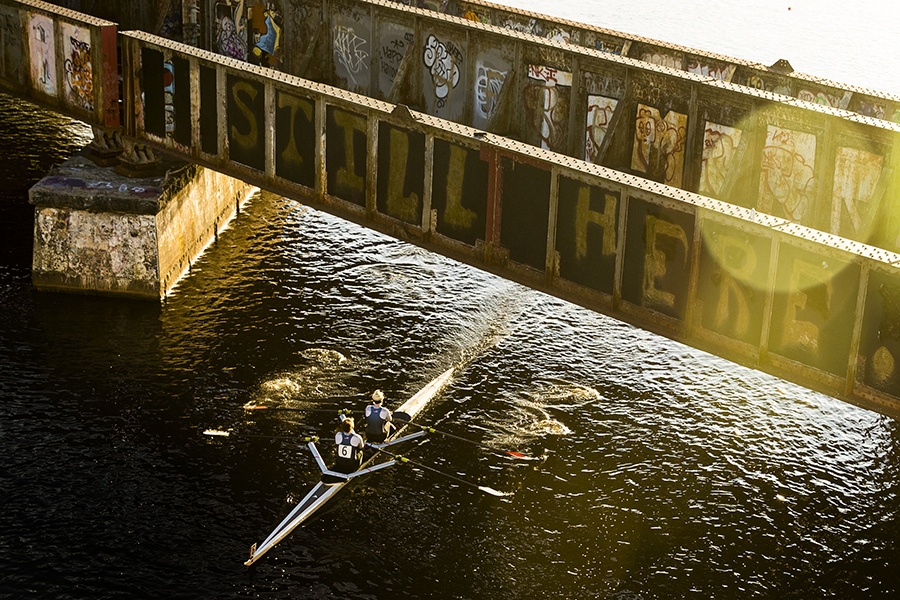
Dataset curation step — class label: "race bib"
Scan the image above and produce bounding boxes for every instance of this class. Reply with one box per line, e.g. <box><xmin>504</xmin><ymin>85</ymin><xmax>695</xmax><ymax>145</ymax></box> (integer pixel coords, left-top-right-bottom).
<box><xmin>338</xmin><ymin>444</ymin><xmax>354</xmax><ymax>459</ymax></box>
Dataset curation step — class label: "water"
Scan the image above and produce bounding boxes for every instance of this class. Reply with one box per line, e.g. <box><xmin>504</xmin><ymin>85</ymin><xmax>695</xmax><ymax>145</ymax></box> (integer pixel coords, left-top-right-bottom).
<box><xmin>2</xmin><ymin>2</ymin><xmax>900</xmax><ymax>598</ymax></box>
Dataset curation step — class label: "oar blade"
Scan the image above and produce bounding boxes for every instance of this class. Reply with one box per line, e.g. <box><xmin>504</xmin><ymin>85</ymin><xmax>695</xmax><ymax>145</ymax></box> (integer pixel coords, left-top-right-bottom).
<box><xmin>505</xmin><ymin>451</ymin><xmax>536</xmax><ymax>460</ymax></box>
<box><xmin>477</xmin><ymin>485</ymin><xmax>511</xmax><ymax>497</ymax></box>
<box><xmin>242</xmin><ymin>401</ymin><xmax>269</xmax><ymax>410</ymax></box>
<box><xmin>203</xmin><ymin>429</ymin><xmax>231</xmax><ymax>437</ymax></box>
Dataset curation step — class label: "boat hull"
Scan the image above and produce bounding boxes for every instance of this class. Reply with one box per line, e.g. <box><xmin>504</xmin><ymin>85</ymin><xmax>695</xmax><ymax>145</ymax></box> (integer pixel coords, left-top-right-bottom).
<box><xmin>244</xmin><ymin>366</ymin><xmax>455</xmax><ymax>566</ymax></box>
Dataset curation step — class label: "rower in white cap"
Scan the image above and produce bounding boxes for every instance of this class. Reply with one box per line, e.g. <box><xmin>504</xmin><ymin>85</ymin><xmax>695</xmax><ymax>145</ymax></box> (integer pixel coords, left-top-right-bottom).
<box><xmin>364</xmin><ymin>389</ymin><xmax>394</xmax><ymax>443</ymax></box>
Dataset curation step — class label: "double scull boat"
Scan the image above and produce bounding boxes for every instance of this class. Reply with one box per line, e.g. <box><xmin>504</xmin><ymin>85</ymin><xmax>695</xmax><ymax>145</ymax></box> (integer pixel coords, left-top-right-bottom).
<box><xmin>244</xmin><ymin>366</ymin><xmax>456</xmax><ymax>566</ymax></box>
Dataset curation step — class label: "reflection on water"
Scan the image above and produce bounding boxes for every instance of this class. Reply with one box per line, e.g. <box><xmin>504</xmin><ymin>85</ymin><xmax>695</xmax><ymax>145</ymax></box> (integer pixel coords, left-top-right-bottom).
<box><xmin>1</xmin><ymin>96</ymin><xmax>899</xmax><ymax>598</ymax></box>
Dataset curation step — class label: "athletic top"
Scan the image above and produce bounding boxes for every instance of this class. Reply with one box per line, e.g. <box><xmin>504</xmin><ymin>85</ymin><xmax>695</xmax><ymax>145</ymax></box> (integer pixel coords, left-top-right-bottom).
<box><xmin>365</xmin><ymin>405</ymin><xmax>393</xmax><ymax>438</ymax></box>
<box><xmin>333</xmin><ymin>430</ymin><xmax>365</xmax><ymax>473</ymax></box>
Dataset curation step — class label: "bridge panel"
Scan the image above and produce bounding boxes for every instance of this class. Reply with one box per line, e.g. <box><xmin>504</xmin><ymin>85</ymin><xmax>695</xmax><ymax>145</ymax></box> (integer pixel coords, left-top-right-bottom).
<box><xmin>431</xmin><ymin>138</ymin><xmax>487</xmax><ymax>246</ymax></box>
<box><xmin>198</xmin><ymin>64</ymin><xmax>219</xmax><ymax>155</ymax></box>
<box><xmin>555</xmin><ymin>176</ymin><xmax>621</xmax><ymax>297</ymax></box>
<box><xmin>768</xmin><ymin>244</ymin><xmax>861</xmax><ymax>378</ymax></box>
<box><xmin>2</xmin><ymin>0</ymin><xmax>900</xmax><ymax>414</ymax></box>
<box><xmin>860</xmin><ymin>270</ymin><xmax>900</xmax><ymax>400</ymax></box>
<box><xmin>266</xmin><ymin>0</ymin><xmax>900</xmax><ymax>257</ymax></box>
<box><xmin>694</xmin><ymin>218</ymin><xmax>772</xmax><ymax>350</ymax></box>
<box><xmin>621</xmin><ymin>197</ymin><xmax>695</xmax><ymax>323</ymax></box>
<box><xmin>0</xmin><ymin>0</ymin><xmax>117</xmax><ymax>127</ymax></box>
<box><xmin>376</xmin><ymin>122</ymin><xmax>425</xmax><ymax>225</ymax></box>
<box><xmin>275</xmin><ymin>90</ymin><xmax>316</xmax><ymax>188</ymax></box>
<box><xmin>499</xmin><ymin>157</ymin><xmax>550</xmax><ymax>272</ymax></box>
<box><xmin>226</xmin><ymin>73</ymin><xmax>266</xmax><ymax>172</ymax></box>
<box><xmin>326</xmin><ymin>105</ymin><xmax>369</xmax><ymax>207</ymax></box>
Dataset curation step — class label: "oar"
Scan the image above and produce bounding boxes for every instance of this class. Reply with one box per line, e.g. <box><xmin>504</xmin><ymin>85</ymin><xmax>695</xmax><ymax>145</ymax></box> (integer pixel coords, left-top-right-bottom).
<box><xmin>368</xmin><ymin>444</ymin><xmax>511</xmax><ymax>497</ymax></box>
<box><xmin>243</xmin><ymin>402</ymin><xmax>353</xmax><ymax>416</ymax></box>
<box><xmin>203</xmin><ymin>429</ymin><xmax>320</xmax><ymax>443</ymax></box>
<box><xmin>393</xmin><ymin>418</ymin><xmax>534</xmax><ymax>461</ymax></box>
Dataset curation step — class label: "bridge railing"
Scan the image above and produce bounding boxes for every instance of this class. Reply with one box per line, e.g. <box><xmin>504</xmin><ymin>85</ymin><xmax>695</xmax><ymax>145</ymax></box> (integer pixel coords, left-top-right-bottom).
<box><xmin>0</xmin><ymin>0</ymin><xmax>118</xmax><ymax>128</ymax></box>
<box><xmin>118</xmin><ymin>30</ymin><xmax>900</xmax><ymax>416</ymax></box>
<box><xmin>443</xmin><ymin>0</ymin><xmax>900</xmax><ymax>123</ymax></box>
<box><xmin>261</xmin><ymin>0</ymin><xmax>900</xmax><ymax>258</ymax></box>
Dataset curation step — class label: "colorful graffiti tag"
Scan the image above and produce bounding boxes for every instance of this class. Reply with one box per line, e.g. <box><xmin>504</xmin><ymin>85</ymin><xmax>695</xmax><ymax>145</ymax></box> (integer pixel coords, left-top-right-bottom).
<box><xmin>163</xmin><ymin>60</ymin><xmax>175</xmax><ymax>135</ymax></box>
<box><xmin>62</xmin><ymin>23</ymin><xmax>93</xmax><ymax>112</ymax></box>
<box><xmin>797</xmin><ymin>88</ymin><xmax>850</xmax><ymax>109</ymax></box>
<box><xmin>215</xmin><ymin>0</ymin><xmax>247</xmax><ymax>60</ymax></box>
<box><xmin>248</xmin><ymin>2</ymin><xmax>282</xmax><ymax>68</ymax></box>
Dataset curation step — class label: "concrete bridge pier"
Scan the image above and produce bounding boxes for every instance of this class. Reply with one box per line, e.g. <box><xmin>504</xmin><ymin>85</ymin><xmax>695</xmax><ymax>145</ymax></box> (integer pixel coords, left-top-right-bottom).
<box><xmin>29</xmin><ymin>145</ymin><xmax>255</xmax><ymax>300</ymax></box>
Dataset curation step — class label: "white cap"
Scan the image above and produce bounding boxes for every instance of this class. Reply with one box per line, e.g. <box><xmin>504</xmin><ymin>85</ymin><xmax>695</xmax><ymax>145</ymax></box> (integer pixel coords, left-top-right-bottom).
<box><xmin>371</xmin><ymin>390</ymin><xmax>384</xmax><ymax>404</ymax></box>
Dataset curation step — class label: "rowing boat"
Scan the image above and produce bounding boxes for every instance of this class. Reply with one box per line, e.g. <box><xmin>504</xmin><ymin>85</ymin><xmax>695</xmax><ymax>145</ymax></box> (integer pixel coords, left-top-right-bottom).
<box><xmin>243</xmin><ymin>366</ymin><xmax>455</xmax><ymax>566</ymax></box>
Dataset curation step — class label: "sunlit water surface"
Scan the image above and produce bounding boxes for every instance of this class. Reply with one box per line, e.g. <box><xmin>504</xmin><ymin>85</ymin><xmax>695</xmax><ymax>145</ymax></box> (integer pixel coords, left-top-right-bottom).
<box><xmin>2</xmin><ymin>2</ymin><xmax>900</xmax><ymax>597</ymax></box>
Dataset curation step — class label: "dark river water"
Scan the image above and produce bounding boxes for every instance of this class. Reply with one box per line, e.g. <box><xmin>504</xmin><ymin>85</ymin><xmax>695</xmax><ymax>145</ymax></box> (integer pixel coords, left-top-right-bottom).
<box><xmin>1</xmin><ymin>92</ymin><xmax>899</xmax><ymax>599</ymax></box>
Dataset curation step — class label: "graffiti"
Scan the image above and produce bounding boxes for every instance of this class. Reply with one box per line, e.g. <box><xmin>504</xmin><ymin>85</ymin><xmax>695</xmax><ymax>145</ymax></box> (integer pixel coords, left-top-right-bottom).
<box><xmin>699</xmin><ymin>122</ymin><xmax>742</xmax><ymax>197</ymax></box>
<box><xmin>380</xmin><ymin>32</ymin><xmax>412</xmax><ymax>80</ymax></box>
<box><xmin>643</xmin><ymin>215</ymin><xmax>689</xmax><ymax>312</ymax></box>
<box><xmin>545</xmin><ymin>27</ymin><xmax>570</xmax><ymax>44</ymax></box>
<box><xmin>742</xmin><ymin>74</ymin><xmax>791</xmax><ymax>96</ymax></box>
<box><xmin>163</xmin><ymin>61</ymin><xmax>175</xmax><ymax>135</ymax></box>
<box><xmin>525</xmin><ymin>64</ymin><xmax>572</xmax><ymax>151</ymax></box>
<box><xmin>157</xmin><ymin>6</ymin><xmax>182</xmax><ymax>40</ymax></box>
<box><xmin>474</xmin><ymin>64</ymin><xmax>506</xmax><ymax>124</ymax></box>
<box><xmin>501</xmin><ymin>17</ymin><xmax>541</xmax><ymax>36</ymax></box>
<box><xmin>642</xmin><ymin>51</ymin><xmax>682</xmax><ymax>71</ymax></box>
<box><xmin>216</xmin><ymin>0</ymin><xmax>247</xmax><ymax>60</ymax></box>
<box><xmin>423</xmin><ymin>34</ymin><xmax>461</xmax><ymax>107</ymax></box>
<box><xmin>414</xmin><ymin>0</ymin><xmax>450</xmax><ymax>10</ymax></box>
<box><xmin>631</xmin><ymin>104</ymin><xmax>687</xmax><ymax>188</ymax></box>
<box><xmin>594</xmin><ymin>39</ymin><xmax>624</xmax><ymax>55</ymax></box>
<box><xmin>40</xmin><ymin>176</ymin><xmax>162</xmax><ymax>198</ymax></box>
<box><xmin>461</xmin><ymin>9</ymin><xmax>488</xmax><ymax>24</ymax></box>
<box><xmin>575</xmin><ymin>188</ymin><xmax>618</xmax><ymax>259</ymax></box>
<box><xmin>797</xmin><ymin>88</ymin><xmax>850</xmax><ymax>110</ymax></box>
<box><xmin>781</xmin><ymin>258</ymin><xmax>833</xmax><ymax>357</ymax></box>
<box><xmin>29</xmin><ymin>13</ymin><xmax>56</xmax><ymax>97</ymax></box>
<box><xmin>706</xmin><ymin>230</ymin><xmax>758</xmax><ymax>339</ymax></box>
<box><xmin>584</xmin><ymin>95</ymin><xmax>618</xmax><ymax>164</ymax></box>
<box><xmin>758</xmin><ymin>125</ymin><xmax>817</xmax><ymax>222</ymax></box>
<box><xmin>63</xmin><ymin>27</ymin><xmax>93</xmax><ymax>112</ymax></box>
<box><xmin>249</xmin><ymin>2</ymin><xmax>282</xmax><ymax>68</ymax></box>
<box><xmin>831</xmin><ymin>146</ymin><xmax>883</xmax><ymax>237</ymax></box>
<box><xmin>687</xmin><ymin>60</ymin><xmax>730</xmax><ymax>81</ymax></box>
<box><xmin>857</xmin><ymin>101</ymin><xmax>886</xmax><ymax>120</ymax></box>
<box><xmin>335</xmin><ymin>25</ymin><xmax>369</xmax><ymax>86</ymax></box>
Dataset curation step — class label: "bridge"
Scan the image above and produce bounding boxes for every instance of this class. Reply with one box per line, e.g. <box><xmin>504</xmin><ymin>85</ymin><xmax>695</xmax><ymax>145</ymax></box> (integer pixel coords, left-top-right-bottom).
<box><xmin>3</xmin><ymin>0</ymin><xmax>900</xmax><ymax>418</ymax></box>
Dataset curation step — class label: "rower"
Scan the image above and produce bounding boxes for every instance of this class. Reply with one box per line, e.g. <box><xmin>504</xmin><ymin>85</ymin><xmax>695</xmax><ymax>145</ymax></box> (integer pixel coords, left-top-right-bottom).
<box><xmin>364</xmin><ymin>390</ymin><xmax>394</xmax><ymax>444</ymax></box>
<box><xmin>332</xmin><ymin>416</ymin><xmax>364</xmax><ymax>474</ymax></box>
